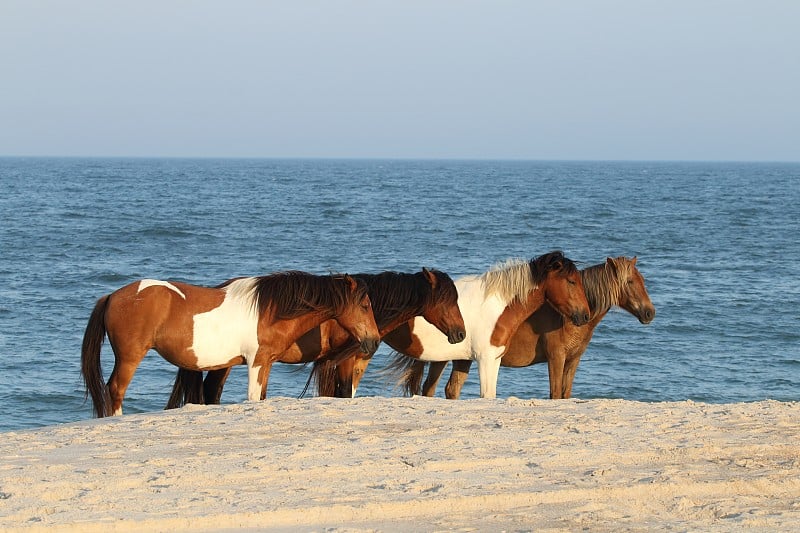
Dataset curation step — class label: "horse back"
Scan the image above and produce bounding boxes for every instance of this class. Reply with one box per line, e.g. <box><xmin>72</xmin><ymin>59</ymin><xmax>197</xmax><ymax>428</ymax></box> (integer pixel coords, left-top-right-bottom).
<box><xmin>104</xmin><ymin>280</ymin><xmax>225</xmax><ymax>355</ymax></box>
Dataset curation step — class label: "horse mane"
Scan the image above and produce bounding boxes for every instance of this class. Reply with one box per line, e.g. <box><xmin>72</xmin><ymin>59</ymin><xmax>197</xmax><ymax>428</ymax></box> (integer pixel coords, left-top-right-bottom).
<box><xmin>225</xmin><ymin>271</ymin><xmax>368</xmax><ymax>320</ymax></box>
<box><xmin>307</xmin><ymin>269</ymin><xmax>459</xmax><ymax>397</ymax></box>
<box><xmin>579</xmin><ymin>257</ymin><xmax>632</xmax><ymax>318</ymax></box>
<box><xmin>481</xmin><ymin>259</ymin><xmax>534</xmax><ymax>304</ymax></box>
<box><xmin>356</xmin><ymin>269</ymin><xmax>456</xmax><ymax>331</ymax></box>
<box><xmin>482</xmin><ymin>251</ymin><xmax>577</xmax><ymax>305</ymax></box>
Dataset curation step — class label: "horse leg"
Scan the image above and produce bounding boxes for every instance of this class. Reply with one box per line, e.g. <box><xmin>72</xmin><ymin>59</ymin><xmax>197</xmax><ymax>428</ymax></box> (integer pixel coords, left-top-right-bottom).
<box><xmin>561</xmin><ymin>355</ymin><xmax>583</xmax><ymax>399</ymax></box>
<box><xmin>106</xmin><ymin>353</ymin><xmax>146</xmax><ymax>416</ymax></box>
<box><xmin>422</xmin><ymin>361</ymin><xmax>447</xmax><ymax>397</ymax></box>
<box><xmin>445</xmin><ymin>359</ymin><xmax>472</xmax><ymax>400</ymax></box>
<box><xmin>334</xmin><ymin>357</ymin><xmax>355</xmax><ymax>398</ymax></box>
<box><xmin>247</xmin><ymin>359</ymin><xmax>274</xmax><ymax>401</ymax></box>
<box><xmin>547</xmin><ymin>351</ymin><xmax>567</xmax><ymax>399</ymax></box>
<box><xmin>203</xmin><ymin>367</ymin><xmax>232</xmax><ymax>404</ymax></box>
<box><xmin>476</xmin><ymin>355</ymin><xmax>502</xmax><ymax>399</ymax></box>
<box><xmin>351</xmin><ymin>357</ymin><xmax>371</xmax><ymax>397</ymax></box>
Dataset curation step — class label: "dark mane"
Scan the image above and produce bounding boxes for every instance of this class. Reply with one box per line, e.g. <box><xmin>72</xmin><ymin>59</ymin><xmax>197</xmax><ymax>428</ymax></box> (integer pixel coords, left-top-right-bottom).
<box><xmin>305</xmin><ymin>268</ymin><xmax>459</xmax><ymax>397</ymax></box>
<box><xmin>529</xmin><ymin>250</ymin><xmax>578</xmax><ymax>284</ymax></box>
<box><xmin>356</xmin><ymin>269</ymin><xmax>456</xmax><ymax>332</ymax></box>
<box><xmin>252</xmin><ymin>271</ymin><xmax>368</xmax><ymax>320</ymax></box>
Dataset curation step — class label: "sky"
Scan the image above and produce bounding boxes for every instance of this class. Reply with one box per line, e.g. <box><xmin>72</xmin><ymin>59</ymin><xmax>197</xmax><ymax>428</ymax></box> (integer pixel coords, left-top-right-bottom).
<box><xmin>1</xmin><ymin>1</ymin><xmax>799</xmax><ymax>161</ymax></box>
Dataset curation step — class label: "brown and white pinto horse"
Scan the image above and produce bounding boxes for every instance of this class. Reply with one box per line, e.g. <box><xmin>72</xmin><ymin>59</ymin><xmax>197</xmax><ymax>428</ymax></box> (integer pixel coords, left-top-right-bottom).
<box><xmin>324</xmin><ymin>251</ymin><xmax>591</xmax><ymax>399</ymax></box>
<box><xmin>164</xmin><ymin>268</ymin><xmax>466</xmax><ymax>408</ymax></box>
<box><xmin>81</xmin><ymin>272</ymin><xmax>380</xmax><ymax>417</ymax></box>
<box><xmin>410</xmin><ymin>256</ymin><xmax>655</xmax><ymax>399</ymax></box>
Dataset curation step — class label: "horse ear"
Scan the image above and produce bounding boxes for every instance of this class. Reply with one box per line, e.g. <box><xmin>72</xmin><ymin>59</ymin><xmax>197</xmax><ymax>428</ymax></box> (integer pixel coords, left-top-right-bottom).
<box><xmin>422</xmin><ymin>267</ymin><xmax>438</xmax><ymax>289</ymax></box>
<box><xmin>631</xmin><ymin>256</ymin><xmax>638</xmax><ymax>265</ymax></box>
<box><xmin>344</xmin><ymin>274</ymin><xmax>358</xmax><ymax>292</ymax></box>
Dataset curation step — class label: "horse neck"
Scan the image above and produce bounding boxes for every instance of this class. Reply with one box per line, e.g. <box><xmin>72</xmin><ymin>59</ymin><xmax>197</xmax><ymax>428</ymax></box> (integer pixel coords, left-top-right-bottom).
<box><xmin>362</xmin><ymin>273</ymin><xmax>428</xmax><ymax>336</ymax></box>
<box><xmin>267</xmin><ymin>307</ymin><xmax>337</xmax><ymax>350</ymax></box>
<box><xmin>489</xmin><ymin>285</ymin><xmax>545</xmax><ymax>348</ymax></box>
<box><xmin>376</xmin><ymin>307</ymin><xmax>425</xmax><ymax>337</ymax></box>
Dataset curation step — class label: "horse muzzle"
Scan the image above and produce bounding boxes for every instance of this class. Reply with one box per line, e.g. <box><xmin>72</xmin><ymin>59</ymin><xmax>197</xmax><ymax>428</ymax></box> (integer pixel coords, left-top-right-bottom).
<box><xmin>571</xmin><ymin>310</ymin><xmax>590</xmax><ymax>326</ymax></box>
<box><xmin>638</xmin><ymin>306</ymin><xmax>656</xmax><ymax>324</ymax></box>
<box><xmin>360</xmin><ymin>337</ymin><xmax>380</xmax><ymax>356</ymax></box>
<box><xmin>447</xmin><ymin>328</ymin><xmax>466</xmax><ymax>344</ymax></box>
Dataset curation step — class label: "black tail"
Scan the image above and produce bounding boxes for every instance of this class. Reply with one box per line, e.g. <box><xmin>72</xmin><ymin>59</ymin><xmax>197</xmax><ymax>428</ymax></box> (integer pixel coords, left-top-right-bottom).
<box><xmin>81</xmin><ymin>295</ymin><xmax>112</xmax><ymax>417</ymax></box>
<box><xmin>165</xmin><ymin>368</ymin><xmax>205</xmax><ymax>409</ymax></box>
<box><xmin>384</xmin><ymin>353</ymin><xmax>428</xmax><ymax>396</ymax></box>
<box><xmin>308</xmin><ymin>358</ymin><xmax>338</xmax><ymax>397</ymax></box>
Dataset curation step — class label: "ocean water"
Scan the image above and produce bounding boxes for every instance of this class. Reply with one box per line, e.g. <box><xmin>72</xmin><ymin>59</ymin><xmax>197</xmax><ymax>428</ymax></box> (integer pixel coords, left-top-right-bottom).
<box><xmin>0</xmin><ymin>158</ymin><xmax>798</xmax><ymax>431</ymax></box>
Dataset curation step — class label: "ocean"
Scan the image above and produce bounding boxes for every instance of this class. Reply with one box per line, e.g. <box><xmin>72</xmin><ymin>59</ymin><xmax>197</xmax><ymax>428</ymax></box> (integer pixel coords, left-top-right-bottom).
<box><xmin>1</xmin><ymin>158</ymin><xmax>798</xmax><ymax>431</ymax></box>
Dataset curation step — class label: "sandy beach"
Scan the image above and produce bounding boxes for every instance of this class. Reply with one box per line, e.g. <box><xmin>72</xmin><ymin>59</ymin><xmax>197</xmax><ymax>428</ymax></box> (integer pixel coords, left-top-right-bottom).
<box><xmin>1</xmin><ymin>396</ymin><xmax>798</xmax><ymax>532</ymax></box>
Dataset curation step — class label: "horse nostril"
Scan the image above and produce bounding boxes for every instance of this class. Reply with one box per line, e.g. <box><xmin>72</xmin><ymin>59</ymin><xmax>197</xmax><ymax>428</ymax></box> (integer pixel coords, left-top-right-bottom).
<box><xmin>573</xmin><ymin>312</ymin><xmax>589</xmax><ymax>326</ymax></box>
<box><xmin>449</xmin><ymin>329</ymin><xmax>466</xmax><ymax>344</ymax></box>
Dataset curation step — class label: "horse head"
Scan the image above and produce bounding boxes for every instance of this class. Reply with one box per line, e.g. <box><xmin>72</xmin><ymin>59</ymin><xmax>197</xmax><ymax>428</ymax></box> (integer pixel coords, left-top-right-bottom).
<box><xmin>608</xmin><ymin>256</ymin><xmax>655</xmax><ymax>324</ymax></box>
<box><xmin>335</xmin><ymin>275</ymin><xmax>381</xmax><ymax>356</ymax></box>
<box><xmin>420</xmin><ymin>268</ymin><xmax>466</xmax><ymax>344</ymax></box>
<box><xmin>534</xmin><ymin>251</ymin><xmax>591</xmax><ymax>326</ymax></box>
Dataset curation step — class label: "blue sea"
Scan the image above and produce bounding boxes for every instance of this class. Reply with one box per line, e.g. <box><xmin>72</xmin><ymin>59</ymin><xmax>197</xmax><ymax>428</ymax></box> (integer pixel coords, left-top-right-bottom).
<box><xmin>1</xmin><ymin>158</ymin><xmax>798</xmax><ymax>431</ymax></box>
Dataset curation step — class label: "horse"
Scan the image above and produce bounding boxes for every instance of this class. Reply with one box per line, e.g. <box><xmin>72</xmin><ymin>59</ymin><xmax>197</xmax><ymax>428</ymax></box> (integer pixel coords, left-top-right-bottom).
<box><xmin>81</xmin><ymin>271</ymin><xmax>381</xmax><ymax>417</ymax></box>
<box><xmin>164</xmin><ymin>268</ymin><xmax>466</xmax><ymax>408</ymax></box>
<box><xmin>323</xmin><ymin>251</ymin><xmax>591</xmax><ymax>399</ymax></box>
<box><xmin>410</xmin><ymin>256</ymin><xmax>655</xmax><ymax>399</ymax></box>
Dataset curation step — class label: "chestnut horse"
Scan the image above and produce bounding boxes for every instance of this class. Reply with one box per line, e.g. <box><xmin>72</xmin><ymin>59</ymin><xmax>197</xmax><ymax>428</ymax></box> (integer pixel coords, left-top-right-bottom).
<box><xmin>164</xmin><ymin>268</ymin><xmax>466</xmax><ymax>408</ymax></box>
<box><xmin>324</xmin><ymin>251</ymin><xmax>591</xmax><ymax>399</ymax></box>
<box><xmin>81</xmin><ymin>272</ymin><xmax>380</xmax><ymax>417</ymax></box>
<box><xmin>410</xmin><ymin>256</ymin><xmax>655</xmax><ymax>399</ymax></box>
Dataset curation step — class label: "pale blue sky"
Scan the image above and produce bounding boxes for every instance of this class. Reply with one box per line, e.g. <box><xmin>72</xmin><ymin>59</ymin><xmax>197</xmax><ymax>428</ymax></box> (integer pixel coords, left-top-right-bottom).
<box><xmin>2</xmin><ymin>1</ymin><xmax>798</xmax><ymax>161</ymax></box>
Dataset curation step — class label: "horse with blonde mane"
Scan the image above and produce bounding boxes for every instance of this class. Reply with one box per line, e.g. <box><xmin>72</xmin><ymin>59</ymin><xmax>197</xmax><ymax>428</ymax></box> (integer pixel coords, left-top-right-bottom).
<box><xmin>410</xmin><ymin>256</ymin><xmax>655</xmax><ymax>399</ymax></box>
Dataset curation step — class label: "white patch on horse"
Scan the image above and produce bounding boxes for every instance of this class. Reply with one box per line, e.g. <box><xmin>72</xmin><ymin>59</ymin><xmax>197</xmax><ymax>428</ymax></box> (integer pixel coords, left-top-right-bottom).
<box><xmin>399</xmin><ymin>274</ymin><xmax>511</xmax><ymax>399</ymax></box>
<box><xmin>137</xmin><ymin>279</ymin><xmax>186</xmax><ymax>299</ymax></box>
<box><xmin>190</xmin><ymin>278</ymin><xmax>260</xmax><ymax>369</ymax></box>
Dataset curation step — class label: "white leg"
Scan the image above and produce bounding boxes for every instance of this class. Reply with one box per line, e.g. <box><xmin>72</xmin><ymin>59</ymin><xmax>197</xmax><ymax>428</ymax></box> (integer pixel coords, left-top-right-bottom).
<box><xmin>476</xmin><ymin>355</ymin><xmax>502</xmax><ymax>399</ymax></box>
<box><xmin>247</xmin><ymin>363</ymin><xmax>262</xmax><ymax>401</ymax></box>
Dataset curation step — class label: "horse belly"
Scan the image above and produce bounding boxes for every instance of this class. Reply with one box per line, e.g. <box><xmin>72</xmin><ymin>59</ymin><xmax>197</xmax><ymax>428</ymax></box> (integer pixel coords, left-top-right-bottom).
<box><xmin>190</xmin><ymin>300</ymin><xmax>259</xmax><ymax>368</ymax></box>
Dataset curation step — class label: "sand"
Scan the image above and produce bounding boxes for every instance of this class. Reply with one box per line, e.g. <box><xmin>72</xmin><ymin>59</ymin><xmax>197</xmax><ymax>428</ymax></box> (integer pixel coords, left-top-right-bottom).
<box><xmin>1</xmin><ymin>396</ymin><xmax>798</xmax><ymax>532</ymax></box>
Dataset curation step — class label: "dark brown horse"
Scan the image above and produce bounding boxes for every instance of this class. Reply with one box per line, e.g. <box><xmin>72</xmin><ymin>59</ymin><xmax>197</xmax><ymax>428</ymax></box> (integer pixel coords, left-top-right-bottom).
<box><xmin>81</xmin><ymin>272</ymin><xmax>380</xmax><ymax>417</ymax></box>
<box><xmin>165</xmin><ymin>268</ymin><xmax>466</xmax><ymax>408</ymax></box>
<box><xmin>320</xmin><ymin>251</ymin><xmax>591</xmax><ymax>399</ymax></box>
<box><xmin>410</xmin><ymin>256</ymin><xmax>655</xmax><ymax>399</ymax></box>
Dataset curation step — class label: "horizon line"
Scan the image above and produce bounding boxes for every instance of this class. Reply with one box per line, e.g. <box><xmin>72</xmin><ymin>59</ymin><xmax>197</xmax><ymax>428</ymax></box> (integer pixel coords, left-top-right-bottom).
<box><xmin>1</xmin><ymin>154</ymin><xmax>798</xmax><ymax>164</ymax></box>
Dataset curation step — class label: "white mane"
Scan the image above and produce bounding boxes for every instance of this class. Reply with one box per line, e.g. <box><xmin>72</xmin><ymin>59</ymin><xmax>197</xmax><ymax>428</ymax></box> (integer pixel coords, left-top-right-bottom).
<box><xmin>480</xmin><ymin>258</ymin><xmax>535</xmax><ymax>305</ymax></box>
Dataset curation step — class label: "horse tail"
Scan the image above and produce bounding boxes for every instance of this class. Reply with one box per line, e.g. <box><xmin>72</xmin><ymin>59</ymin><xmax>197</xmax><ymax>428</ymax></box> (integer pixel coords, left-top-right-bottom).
<box><xmin>81</xmin><ymin>295</ymin><xmax>112</xmax><ymax>417</ymax></box>
<box><xmin>384</xmin><ymin>352</ymin><xmax>426</xmax><ymax>396</ymax></box>
<box><xmin>165</xmin><ymin>368</ymin><xmax>205</xmax><ymax>409</ymax></box>
<box><xmin>309</xmin><ymin>358</ymin><xmax>338</xmax><ymax>397</ymax></box>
